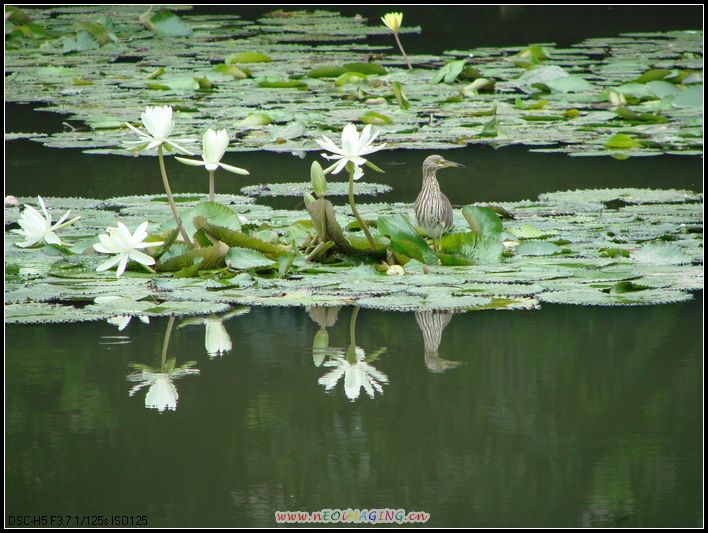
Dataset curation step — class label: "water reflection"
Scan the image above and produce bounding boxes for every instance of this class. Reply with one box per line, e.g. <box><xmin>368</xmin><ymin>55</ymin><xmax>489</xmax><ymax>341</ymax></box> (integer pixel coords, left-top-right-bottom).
<box><xmin>415</xmin><ymin>311</ymin><xmax>464</xmax><ymax>373</ymax></box>
<box><xmin>126</xmin><ymin>316</ymin><xmax>199</xmax><ymax>412</ymax></box>
<box><xmin>5</xmin><ymin>298</ymin><xmax>703</xmax><ymax>526</ymax></box>
<box><xmin>315</xmin><ymin>307</ymin><xmax>389</xmax><ymax>401</ymax></box>
<box><xmin>307</xmin><ymin>306</ymin><xmax>341</xmax><ymax>367</ymax></box>
<box><xmin>107</xmin><ymin>314</ymin><xmax>150</xmax><ymax>331</ymax></box>
<box><xmin>178</xmin><ymin>307</ymin><xmax>250</xmax><ymax>358</ymax></box>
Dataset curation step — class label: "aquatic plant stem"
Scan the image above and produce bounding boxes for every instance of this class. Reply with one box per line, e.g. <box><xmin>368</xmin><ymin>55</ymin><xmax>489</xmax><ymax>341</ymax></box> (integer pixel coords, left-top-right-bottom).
<box><xmin>394</xmin><ymin>32</ymin><xmax>412</xmax><ymax>70</ymax></box>
<box><xmin>158</xmin><ymin>145</ymin><xmax>191</xmax><ymax>245</ymax></box>
<box><xmin>161</xmin><ymin>315</ymin><xmax>175</xmax><ymax>368</ymax></box>
<box><xmin>208</xmin><ymin>170</ymin><xmax>215</xmax><ymax>203</ymax></box>
<box><xmin>347</xmin><ymin>169</ymin><xmax>376</xmax><ymax>249</ymax></box>
<box><xmin>140</xmin><ymin>263</ymin><xmax>157</xmax><ymax>274</ymax></box>
<box><xmin>349</xmin><ymin>306</ymin><xmax>359</xmax><ymax>346</ymax></box>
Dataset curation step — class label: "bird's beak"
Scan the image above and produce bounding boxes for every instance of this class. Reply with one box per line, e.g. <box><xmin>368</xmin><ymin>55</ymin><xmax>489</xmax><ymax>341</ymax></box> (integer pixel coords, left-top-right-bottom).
<box><xmin>441</xmin><ymin>159</ymin><xmax>465</xmax><ymax>168</ymax></box>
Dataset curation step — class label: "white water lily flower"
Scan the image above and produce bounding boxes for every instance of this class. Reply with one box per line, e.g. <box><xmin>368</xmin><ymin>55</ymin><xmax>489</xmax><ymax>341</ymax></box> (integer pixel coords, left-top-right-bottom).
<box><xmin>205</xmin><ymin>317</ymin><xmax>232</xmax><ymax>357</ymax></box>
<box><xmin>381</xmin><ymin>12</ymin><xmax>403</xmax><ymax>33</ymax></box>
<box><xmin>318</xmin><ymin>347</ymin><xmax>389</xmax><ymax>401</ymax></box>
<box><xmin>175</xmin><ymin>128</ymin><xmax>249</xmax><ymax>174</ymax></box>
<box><xmin>127</xmin><ymin>366</ymin><xmax>199</xmax><ymax>413</ymax></box>
<box><xmin>11</xmin><ymin>196</ymin><xmax>80</xmax><ymax>248</ymax></box>
<box><xmin>93</xmin><ymin>222</ymin><xmax>164</xmax><ymax>277</ymax></box>
<box><xmin>316</xmin><ymin>123</ymin><xmax>385</xmax><ymax>180</ymax></box>
<box><xmin>125</xmin><ymin>105</ymin><xmax>195</xmax><ymax>155</ymax></box>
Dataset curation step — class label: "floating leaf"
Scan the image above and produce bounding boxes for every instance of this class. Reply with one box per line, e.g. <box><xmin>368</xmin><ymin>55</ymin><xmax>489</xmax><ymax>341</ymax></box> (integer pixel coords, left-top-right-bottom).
<box><xmin>672</xmin><ymin>85</ymin><xmax>702</xmax><ymax>109</ymax></box>
<box><xmin>240</xmin><ymin>182</ymin><xmax>390</xmax><ymax>198</ymax></box>
<box><xmin>359</xmin><ymin>111</ymin><xmax>392</xmax><ymax>125</ymax></box>
<box><xmin>213</xmin><ymin>64</ymin><xmax>250</xmax><ymax>79</ymax></box>
<box><xmin>225</xmin><ymin>52</ymin><xmax>272</xmax><ymax>64</ymax></box>
<box><xmin>257</xmin><ymin>78</ymin><xmax>307</xmax><ymax>89</ymax></box>
<box><xmin>632</xmin><ymin>242</ymin><xmax>693</xmax><ymax>265</ymax></box>
<box><xmin>237</xmin><ymin>113</ymin><xmax>272</xmax><ymax>128</ymax></box>
<box><xmin>335</xmin><ymin>71</ymin><xmax>366</xmax><ymax>86</ymax></box>
<box><xmin>605</xmin><ymin>133</ymin><xmax>642</xmax><ymax>149</ymax></box>
<box><xmin>342</xmin><ymin>62</ymin><xmax>386</xmax><ymax>75</ymax></box>
<box><xmin>515</xmin><ymin>241</ymin><xmax>563</xmax><ymax>256</ymax></box>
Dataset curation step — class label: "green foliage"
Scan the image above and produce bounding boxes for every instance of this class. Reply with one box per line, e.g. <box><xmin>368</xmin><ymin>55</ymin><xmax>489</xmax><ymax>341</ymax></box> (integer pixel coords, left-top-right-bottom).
<box><xmin>148</xmin><ymin>11</ymin><xmax>192</xmax><ymax>37</ymax></box>
<box><xmin>377</xmin><ymin>214</ymin><xmax>438</xmax><ymax>265</ymax></box>
<box><xmin>225</xmin><ymin>52</ymin><xmax>272</xmax><ymax>64</ymax></box>
<box><xmin>432</xmin><ymin>60</ymin><xmax>467</xmax><ymax>84</ymax></box>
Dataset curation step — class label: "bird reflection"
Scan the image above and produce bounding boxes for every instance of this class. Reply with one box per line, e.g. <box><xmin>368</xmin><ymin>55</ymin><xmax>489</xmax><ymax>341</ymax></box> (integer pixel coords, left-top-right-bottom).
<box><xmin>415</xmin><ymin>310</ymin><xmax>464</xmax><ymax>373</ymax></box>
<box><xmin>315</xmin><ymin>307</ymin><xmax>389</xmax><ymax>401</ymax></box>
<box><xmin>126</xmin><ymin>316</ymin><xmax>199</xmax><ymax>412</ymax></box>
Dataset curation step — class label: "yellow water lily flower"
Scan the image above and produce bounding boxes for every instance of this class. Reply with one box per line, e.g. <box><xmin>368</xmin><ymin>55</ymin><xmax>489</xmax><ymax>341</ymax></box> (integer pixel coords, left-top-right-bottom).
<box><xmin>381</xmin><ymin>12</ymin><xmax>403</xmax><ymax>33</ymax></box>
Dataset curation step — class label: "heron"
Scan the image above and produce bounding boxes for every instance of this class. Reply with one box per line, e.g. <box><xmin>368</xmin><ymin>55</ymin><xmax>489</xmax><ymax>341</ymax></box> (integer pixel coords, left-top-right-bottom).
<box><xmin>414</xmin><ymin>154</ymin><xmax>465</xmax><ymax>249</ymax></box>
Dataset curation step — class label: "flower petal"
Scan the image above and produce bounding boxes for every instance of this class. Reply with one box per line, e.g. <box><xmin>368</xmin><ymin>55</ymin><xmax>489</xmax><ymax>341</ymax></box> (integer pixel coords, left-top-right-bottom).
<box><xmin>175</xmin><ymin>156</ymin><xmax>207</xmax><ymax>167</ymax></box>
<box><xmin>203</xmin><ymin>128</ymin><xmax>229</xmax><ymax>164</ymax></box>
<box><xmin>218</xmin><ymin>162</ymin><xmax>250</xmax><ymax>175</ymax></box>
<box><xmin>128</xmin><ymin>249</ymin><xmax>156</xmax><ymax>266</ymax></box>
<box><xmin>96</xmin><ymin>254</ymin><xmax>122</xmax><ymax>272</ymax></box>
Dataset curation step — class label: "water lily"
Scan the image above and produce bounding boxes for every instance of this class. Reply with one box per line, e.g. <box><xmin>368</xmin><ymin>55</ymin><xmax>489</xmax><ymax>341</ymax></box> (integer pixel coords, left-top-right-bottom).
<box><xmin>318</xmin><ymin>347</ymin><xmax>389</xmax><ymax>401</ymax></box>
<box><xmin>608</xmin><ymin>90</ymin><xmax>627</xmax><ymax>107</ymax></box>
<box><xmin>93</xmin><ymin>221</ymin><xmax>164</xmax><ymax>277</ymax></box>
<box><xmin>175</xmin><ymin>128</ymin><xmax>249</xmax><ymax>202</ymax></box>
<box><xmin>125</xmin><ymin>105</ymin><xmax>194</xmax><ymax>244</ymax></box>
<box><xmin>125</xmin><ymin>105</ymin><xmax>195</xmax><ymax>155</ymax></box>
<box><xmin>317</xmin><ymin>123</ymin><xmax>385</xmax><ymax>181</ymax></box>
<box><xmin>317</xmin><ymin>123</ymin><xmax>385</xmax><ymax>249</ymax></box>
<box><xmin>381</xmin><ymin>11</ymin><xmax>411</xmax><ymax>69</ymax></box>
<box><xmin>127</xmin><ymin>364</ymin><xmax>199</xmax><ymax>413</ymax></box>
<box><xmin>381</xmin><ymin>12</ymin><xmax>403</xmax><ymax>33</ymax></box>
<box><xmin>11</xmin><ymin>196</ymin><xmax>80</xmax><ymax>248</ymax></box>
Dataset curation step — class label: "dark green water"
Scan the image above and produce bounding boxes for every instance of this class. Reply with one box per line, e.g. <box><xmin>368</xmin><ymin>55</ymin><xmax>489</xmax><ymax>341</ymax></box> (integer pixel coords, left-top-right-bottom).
<box><xmin>5</xmin><ymin>301</ymin><xmax>703</xmax><ymax>527</ymax></box>
<box><xmin>5</xmin><ymin>5</ymin><xmax>704</xmax><ymax>528</ymax></box>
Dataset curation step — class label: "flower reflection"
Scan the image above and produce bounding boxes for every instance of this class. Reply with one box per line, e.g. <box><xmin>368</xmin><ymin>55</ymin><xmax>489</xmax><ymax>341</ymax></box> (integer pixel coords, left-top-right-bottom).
<box><xmin>126</xmin><ymin>316</ymin><xmax>199</xmax><ymax>413</ymax></box>
<box><xmin>178</xmin><ymin>307</ymin><xmax>250</xmax><ymax>358</ymax></box>
<box><xmin>415</xmin><ymin>310</ymin><xmax>463</xmax><ymax>373</ymax></box>
<box><xmin>107</xmin><ymin>314</ymin><xmax>150</xmax><ymax>331</ymax></box>
<box><xmin>127</xmin><ymin>362</ymin><xmax>199</xmax><ymax>412</ymax></box>
<box><xmin>317</xmin><ymin>307</ymin><xmax>388</xmax><ymax>401</ymax></box>
<box><xmin>319</xmin><ymin>346</ymin><xmax>388</xmax><ymax>401</ymax></box>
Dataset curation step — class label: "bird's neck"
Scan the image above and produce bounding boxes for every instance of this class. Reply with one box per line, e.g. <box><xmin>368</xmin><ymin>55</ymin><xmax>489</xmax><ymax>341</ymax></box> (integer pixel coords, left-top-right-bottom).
<box><xmin>422</xmin><ymin>172</ymin><xmax>441</xmax><ymax>191</ymax></box>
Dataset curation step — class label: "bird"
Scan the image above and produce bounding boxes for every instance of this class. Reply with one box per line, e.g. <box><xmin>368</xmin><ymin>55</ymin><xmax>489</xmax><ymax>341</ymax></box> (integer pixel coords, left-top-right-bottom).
<box><xmin>414</xmin><ymin>155</ymin><xmax>465</xmax><ymax>248</ymax></box>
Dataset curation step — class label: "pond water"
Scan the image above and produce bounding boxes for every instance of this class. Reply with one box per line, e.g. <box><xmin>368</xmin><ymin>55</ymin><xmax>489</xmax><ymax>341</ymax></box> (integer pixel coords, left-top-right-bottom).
<box><xmin>5</xmin><ymin>5</ymin><xmax>703</xmax><ymax>528</ymax></box>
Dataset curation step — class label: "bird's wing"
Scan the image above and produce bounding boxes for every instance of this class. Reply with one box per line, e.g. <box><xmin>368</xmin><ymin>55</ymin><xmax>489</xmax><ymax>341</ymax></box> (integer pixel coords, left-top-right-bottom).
<box><xmin>441</xmin><ymin>192</ymin><xmax>454</xmax><ymax>229</ymax></box>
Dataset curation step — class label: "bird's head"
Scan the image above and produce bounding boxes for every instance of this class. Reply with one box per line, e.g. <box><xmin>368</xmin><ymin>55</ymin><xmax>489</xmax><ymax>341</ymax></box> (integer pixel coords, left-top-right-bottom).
<box><xmin>423</xmin><ymin>155</ymin><xmax>465</xmax><ymax>175</ymax></box>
